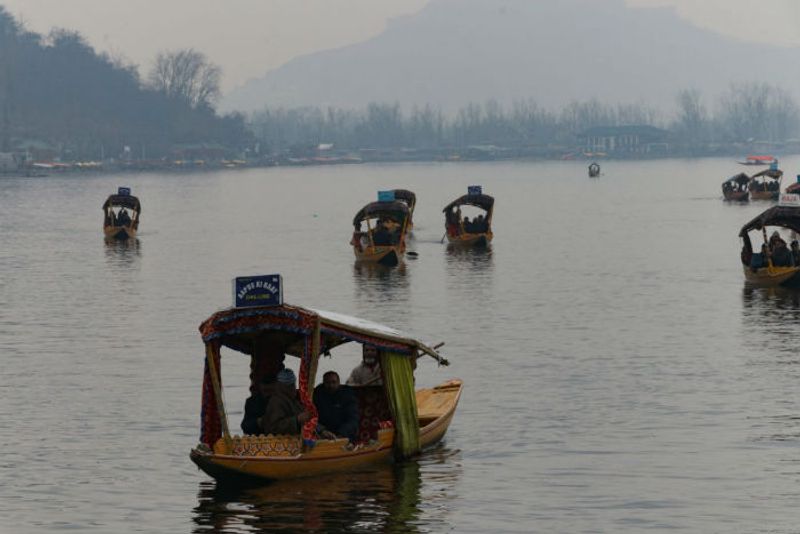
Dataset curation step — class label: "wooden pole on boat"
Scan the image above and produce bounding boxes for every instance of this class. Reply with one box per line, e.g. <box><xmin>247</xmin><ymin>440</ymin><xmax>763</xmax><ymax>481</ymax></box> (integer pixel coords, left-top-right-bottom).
<box><xmin>205</xmin><ymin>342</ymin><xmax>232</xmax><ymax>449</ymax></box>
<box><xmin>307</xmin><ymin>317</ymin><xmax>321</xmax><ymax>397</ymax></box>
<box><xmin>366</xmin><ymin>219</ymin><xmax>375</xmax><ymax>249</ymax></box>
<box><xmin>762</xmin><ymin>227</ymin><xmax>774</xmax><ymax>269</ymax></box>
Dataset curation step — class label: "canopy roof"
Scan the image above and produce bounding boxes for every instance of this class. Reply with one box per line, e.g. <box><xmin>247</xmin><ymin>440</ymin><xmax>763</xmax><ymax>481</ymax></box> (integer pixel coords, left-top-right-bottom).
<box><xmin>724</xmin><ymin>172</ymin><xmax>750</xmax><ymax>185</ymax></box>
<box><xmin>739</xmin><ymin>205</ymin><xmax>800</xmax><ymax>237</ymax></box>
<box><xmin>352</xmin><ymin>201</ymin><xmax>410</xmax><ymax>226</ymax></box>
<box><xmin>746</xmin><ymin>155</ymin><xmax>776</xmax><ymax>161</ymax></box>
<box><xmin>102</xmin><ymin>194</ymin><xmax>141</xmax><ymax>212</ymax></box>
<box><xmin>750</xmin><ymin>169</ymin><xmax>783</xmax><ymax>181</ymax></box>
<box><xmin>391</xmin><ymin>189</ymin><xmax>416</xmax><ymax>207</ymax></box>
<box><xmin>442</xmin><ymin>193</ymin><xmax>495</xmax><ymax>213</ymax></box>
<box><xmin>198</xmin><ymin>303</ymin><xmax>448</xmax><ymax>365</ymax></box>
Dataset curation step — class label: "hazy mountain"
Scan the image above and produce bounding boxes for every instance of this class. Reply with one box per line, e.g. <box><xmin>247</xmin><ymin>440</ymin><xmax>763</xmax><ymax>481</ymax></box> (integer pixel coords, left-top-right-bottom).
<box><xmin>222</xmin><ymin>0</ymin><xmax>800</xmax><ymax>114</ymax></box>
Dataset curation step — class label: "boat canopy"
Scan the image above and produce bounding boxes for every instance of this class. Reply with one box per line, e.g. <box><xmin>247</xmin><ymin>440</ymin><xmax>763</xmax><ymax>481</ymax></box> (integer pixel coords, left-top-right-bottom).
<box><xmin>102</xmin><ymin>194</ymin><xmax>141</xmax><ymax>212</ymax></box>
<box><xmin>739</xmin><ymin>205</ymin><xmax>800</xmax><ymax>238</ymax></box>
<box><xmin>725</xmin><ymin>172</ymin><xmax>751</xmax><ymax>186</ymax></box>
<box><xmin>442</xmin><ymin>193</ymin><xmax>495</xmax><ymax>215</ymax></box>
<box><xmin>747</xmin><ymin>155</ymin><xmax>776</xmax><ymax>162</ymax></box>
<box><xmin>391</xmin><ymin>189</ymin><xmax>416</xmax><ymax>208</ymax></box>
<box><xmin>352</xmin><ymin>201</ymin><xmax>410</xmax><ymax>227</ymax></box>
<box><xmin>750</xmin><ymin>169</ymin><xmax>783</xmax><ymax>181</ymax></box>
<box><xmin>199</xmin><ymin>303</ymin><xmax>447</xmax><ymax>364</ymax></box>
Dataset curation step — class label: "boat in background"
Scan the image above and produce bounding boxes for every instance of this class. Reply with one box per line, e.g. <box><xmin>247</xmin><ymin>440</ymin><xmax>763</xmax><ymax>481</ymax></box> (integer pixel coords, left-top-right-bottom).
<box><xmin>443</xmin><ymin>186</ymin><xmax>494</xmax><ymax>246</ymax></box>
<box><xmin>748</xmin><ymin>168</ymin><xmax>782</xmax><ymax>200</ymax></box>
<box><xmin>722</xmin><ymin>172</ymin><xmax>751</xmax><ymax>201</ymax></box>
<box><xmin>588</xmin><ymin>162</ymin><xmax>600</xmax><ymax>177</ymax></box>
<box><xmin>189</xmin><ymin>274</ymin><xmax>462</xmax><ymax>484</ymax></box>
<box><xmin>102</xmin><ymin>187</ymin><xmax>141</xmax><ymax>240</ymax></box>
<box><xmin>738</xmin><ymin>155</ymin><xmax>777</xmax><ymax>166</ymax></box>
<box><xmin>351</xmin><ymin>191</ymin><xmax>410</xmax><ymax>266</ymax></box>
<box><xmin>738</xmin><ymin>194</ymin><xmax>800</xmax><ymax>287</ymax></box>
<box><xmin>785</xmin><ymin>174</ymin><xmax>800</xmax><ymax>195</ymax></box>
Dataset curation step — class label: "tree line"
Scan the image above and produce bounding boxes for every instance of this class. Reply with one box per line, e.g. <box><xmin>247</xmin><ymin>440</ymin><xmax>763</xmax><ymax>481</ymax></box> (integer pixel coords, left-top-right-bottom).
<box><xmin>250</xmin><ymin>85</ymin><xmax>800</xmax><ymax>156</ymax></box>
<box><xmin>0</xmin><ymin>7</ymin><xmax>250</xmax><ymax>160</ymax></box>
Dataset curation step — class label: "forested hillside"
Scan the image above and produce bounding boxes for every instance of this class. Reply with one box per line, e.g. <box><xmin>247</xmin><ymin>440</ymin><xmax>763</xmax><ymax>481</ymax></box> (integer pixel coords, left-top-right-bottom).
<box><xmin>0</xmin><ymin>7</ymin><xmax>251</xmax><ymax>161</ymax></box>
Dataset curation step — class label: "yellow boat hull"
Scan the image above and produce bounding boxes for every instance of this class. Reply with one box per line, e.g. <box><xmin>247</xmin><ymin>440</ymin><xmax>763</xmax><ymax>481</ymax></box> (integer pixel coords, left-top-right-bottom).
<box><xmin>103</xmin><ymin>225</ymin><xmax>137</xmax><ymax>240</ymax></box>
<box><xmin>743</xmin><ymin>265</ymin><xmax>800</xmax><ymax>287</ymax></box>
<box><xmin>353</xmin><ymin>244</ymin><xmax>404</xmax><ymax>265</ymax></box>
<box><xmin>446</xmin><ymin>232</ymin><xmax>492</xmax><ymax>246</ymax></box>
<box><xmin>190</xmin><ymin>379</ymin><xmax>462</xmax><ymax>484</ymax></box>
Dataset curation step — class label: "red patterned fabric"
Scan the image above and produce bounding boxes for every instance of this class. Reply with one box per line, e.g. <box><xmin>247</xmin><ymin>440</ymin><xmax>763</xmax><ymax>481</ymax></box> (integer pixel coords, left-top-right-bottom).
<box><xmin>200</xmin><ymin>342</ymin><xmax>222</xmax><ymax>447</ymax></box>
<box><xmin>354</xmin><ymin>386</ymin><xmax>394</xmax><ymax>443</ymax></box>
<box><xmin>298</xmin><ymin>340</ymin><xmax>318</xmax><ymax>444</ymax></box>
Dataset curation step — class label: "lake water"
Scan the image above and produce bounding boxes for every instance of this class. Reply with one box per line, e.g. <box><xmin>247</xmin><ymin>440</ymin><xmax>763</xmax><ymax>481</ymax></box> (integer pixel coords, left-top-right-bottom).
<box><xmin>3</xmin><ymin>158</ymin><xmax>800</xmax><ymax>533</ymax></box>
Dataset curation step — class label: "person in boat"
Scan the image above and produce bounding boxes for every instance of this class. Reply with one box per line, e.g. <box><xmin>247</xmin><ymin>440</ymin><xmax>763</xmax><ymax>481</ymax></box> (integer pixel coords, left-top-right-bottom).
<box><xmin>347</xmin><ymin>345</ymin><xmax>383</xmax><ymax>386</ymax></box>
<box><xmin>313</xmin><ymin>371</ymin><xmax>359</xmax><ymax>442</ymax></box>
<box><xmin>770</xmin><ymin>232</ymin><xmax>793</xmax><ymax>267</ymax></box>
<box><xmin>462</xmin><ymin>216</ymin><xmax>472</xmax><ymax>233</ymax></box>
<box><xmin>261</xmin><ymin>368</ymin><xmax>311</xmax><ymax>436</ymax></box>
<box><xmin>792</xmin><ymin>240</ymin><xmax>800</xmax><ymax>267</ymax></box>
<box><xmin>372</xmin><ymin>220</ymin><xmax>393</xmax><ymax>246</ymax></box>
<box><xmin>117</xmin><ymin>208</ymin><xmax>131</xmax><ymax>226</ymax></box>
<box><xmin>241</xmin><ymin>373</ymin><xmax>274</xmax><ymax>435</ymax></box>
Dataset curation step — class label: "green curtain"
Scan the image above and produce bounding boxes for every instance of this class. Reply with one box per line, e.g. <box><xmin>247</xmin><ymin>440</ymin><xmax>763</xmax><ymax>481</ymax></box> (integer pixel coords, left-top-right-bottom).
<box><xmin>381</xmin><ymin>351</ymin><xmax>420</xmax><ymax>458</ymax></box>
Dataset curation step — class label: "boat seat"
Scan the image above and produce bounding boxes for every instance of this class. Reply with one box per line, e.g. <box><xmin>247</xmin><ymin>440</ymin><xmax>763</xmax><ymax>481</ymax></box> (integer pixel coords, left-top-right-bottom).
<box><xmin>353</xmin><ymin>386</ymin><xmax>393</xmax><ymax>443</ymax></box>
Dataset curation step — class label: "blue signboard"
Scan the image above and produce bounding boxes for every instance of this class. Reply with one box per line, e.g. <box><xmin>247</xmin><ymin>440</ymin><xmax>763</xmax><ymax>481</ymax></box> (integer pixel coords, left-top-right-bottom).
<box><xmin>232</xmin><ymin>274</ymin><xmax>283</xmax><ymax>308</ymax></box>
<box><xmin>468</xmin><ymin>185</ymin><xmax>482</xmax><ymax>195</ymax></box>
<box><xmin>378</xmin><ymin>190</ymin><xmax>395</xmax><ymax>202</ymax></box>
<box><xmin>118</xmin><ymin>186</ymin><xmax>131</xmax><ymax>196</ymax></box>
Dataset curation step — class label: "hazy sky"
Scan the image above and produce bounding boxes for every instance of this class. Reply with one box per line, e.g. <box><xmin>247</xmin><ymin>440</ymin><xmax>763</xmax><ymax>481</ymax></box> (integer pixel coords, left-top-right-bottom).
<box><xmin>3</xmin><ymin>0</ymin><xmax>799</xmax><ymax>94</ymax></box>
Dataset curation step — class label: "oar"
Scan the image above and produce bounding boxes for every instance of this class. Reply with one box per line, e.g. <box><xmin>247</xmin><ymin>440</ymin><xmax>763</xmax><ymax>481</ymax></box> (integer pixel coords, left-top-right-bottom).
<box><xmin>440</xmin><ymin>233</ymin><xmax>446</xmax><ymax>244</ymax></box>
<box><xmin>406</xmin><ymin>251</ymin><xmax>418</xmax><ymax>257</ymax></box>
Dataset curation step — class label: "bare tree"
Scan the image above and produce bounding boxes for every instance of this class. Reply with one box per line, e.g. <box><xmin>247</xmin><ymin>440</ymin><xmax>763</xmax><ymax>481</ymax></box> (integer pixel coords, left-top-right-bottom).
<box><xmin>148</xmin><ymin>48</ymin><xmax>221</xmax><ymax>108</ymax></box>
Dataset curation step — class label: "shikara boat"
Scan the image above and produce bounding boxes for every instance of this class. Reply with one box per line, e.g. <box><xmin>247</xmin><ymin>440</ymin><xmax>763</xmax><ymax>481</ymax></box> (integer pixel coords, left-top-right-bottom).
<box><xmin>748</xmin><ymin>168</ymin><xmax>782</xmax><ymax>201</ymax></box>
<box><xmin>785</xmin><ymin>175</ymin><xmax>800</xmax><ymax>195</ymax></box>
<box><xmin>443</xmin><ymin>186</ymin><xmax>494</xmax><ymax>246</ymax></box>
<box><xmin>738</xmin><ymin>155</ymin><xmax>777</xmax><ymax>166</ymax></box>
<box><xmin>738</xmin><ymin>194</ymin><xmax>800</xmax><ymax>287</ymax></box>
<box><xmin>392</xmin><ymin>189</ymin><xmax>416</xmax><ymax>232</ymax></box>
<box><xmin>351</xmin><ymin>195</ymin><xmax>410</xmax><ymax>266</ymax></box>
<box><xmin>588</xmin><ymin>162</ymin><xmax>600</xmax><ymax>178</ymax></box>
<box><xmin>722</xmin><ymin>172</ymin><xmax>750</xmax><ymax>201</ymax></box>
<box><xmin>189</xmin><ymin>281</ymin><xmax>462</xmax><ymax>485</ymax></box>
<box><xmin>102</xmin><ymin>187</ymin><xmax>140</xmax><ymax>239</ymax></box>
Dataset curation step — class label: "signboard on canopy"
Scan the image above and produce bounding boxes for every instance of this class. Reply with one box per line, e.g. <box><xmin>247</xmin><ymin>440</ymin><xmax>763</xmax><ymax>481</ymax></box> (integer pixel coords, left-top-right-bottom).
<box><xmin>232</xmin><ymin>274</ymin><xmax>283</xmax><ymax>308</ymax></box>
<box><xmin>378</xmin><ymin>190</ymin><xmax>395</xmax><ymax>202</ymax></box>
<box><xmin>468</xmin><ymin>185</ymin><xmax>482</xmax><ymax>195</ymax></box>
<box><xmin>118</xmin><ymin>186</ymin><xmax>131</xmax><ymax>196</ymax></box>
<box><xmin>779</xmin><ymin>194</ymin><xmax>800</xmax><ymax>207</ymax></box>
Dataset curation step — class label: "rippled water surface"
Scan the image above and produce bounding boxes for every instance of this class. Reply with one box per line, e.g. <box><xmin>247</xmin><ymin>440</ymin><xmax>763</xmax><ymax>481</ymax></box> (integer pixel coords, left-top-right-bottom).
<box><xmin>3</xmin><ymin>158</ymin><xmax>800</xmax><ymax>532</ymax></box>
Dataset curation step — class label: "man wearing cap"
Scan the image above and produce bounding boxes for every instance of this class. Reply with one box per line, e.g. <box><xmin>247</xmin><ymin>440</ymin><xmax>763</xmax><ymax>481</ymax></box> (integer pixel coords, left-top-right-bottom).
<box><xmin>261</xmin><ymin>368</ymin><xmax>311</xmax><ymax>436</ymax></box>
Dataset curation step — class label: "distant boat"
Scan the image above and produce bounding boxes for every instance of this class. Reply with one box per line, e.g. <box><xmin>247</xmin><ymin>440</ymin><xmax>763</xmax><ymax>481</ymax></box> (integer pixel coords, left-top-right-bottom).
<box><xmin>588</xmin><ymin>162</ymin><xmax>600</xmax><ymax>178</ymax></box>
<box><xmin>102</xmin><ymin>187</ymin><xmax>140</xmax><ymax>240</ymax></box>
<box><xmin>748</xmin><ymin>168</ymin><xmax>782</xmax><ymax>201</ymax></box>
<box><xmin>738</xmin><ymin>155</ymin><xmax>777</xmax><ymax>166</ymax></box>
<box><xmin>443</xmin><ymin>186</ymin><xmax>494</xmax><ymax>247</ymax></box>
<box><xmin>721</xmin><ymin>172</ymin><xmax>750</xmax><ymax>201</ymax></box>
<box><xmin>351</xmin><ymin>192</ymin><xmax>410</xmax><ymax>266</ymax></box>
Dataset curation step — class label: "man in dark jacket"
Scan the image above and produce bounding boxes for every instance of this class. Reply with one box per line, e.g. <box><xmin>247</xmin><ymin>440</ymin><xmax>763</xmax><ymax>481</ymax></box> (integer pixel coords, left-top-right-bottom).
<box><xmin>241</xmin><ymin>374</ymin><xmax>274</xmax><ymax>435</ymax></box>
<box><xmin>261</xmin><ymin>368</ymin><xmax>310</xmax><ymax>435</ymax></box>
<box><xmin>313</xmin><ymin>371</ymin><xmax>359</xmax><ymax>442</ymax></box>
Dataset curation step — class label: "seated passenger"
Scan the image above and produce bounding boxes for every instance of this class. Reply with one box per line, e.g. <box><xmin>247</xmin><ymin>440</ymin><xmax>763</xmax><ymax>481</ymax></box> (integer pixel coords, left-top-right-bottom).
<box><xmin>462</xmin><ymin>216</ymin><xmax>471</xmax><ymax>233</ymax></box>
<box><xmin>772</xmin><ymin>239</ymin><xmax>793</xmax><ymax>267</ymax></box>
<box><xmin>372</xmin><ymin>225</ymin><xmax>392</xmax><ymax>246</ymax></box>
<box><xmin>313</xmin><ymin>371</ymin><xmax>359</xmax><ymax>442</ymax></box>
<box><xmin>261</xmin><ymin>369</ymin><xmax>310</xmax><ymax>436</ymax></box>
<box><xmin>117</xmin><ymin>208</ymin><xmax>131</xmax><ymax>226</ymax></box>
<box><xmin>241</xmin><ymin>374</ymin><xmax>274</xmax><ymax>435</ymax></box>
<box><xmin>347</xmin><ymin>345</ymin><xmax>383</xmax><ymax>386</ymax></box>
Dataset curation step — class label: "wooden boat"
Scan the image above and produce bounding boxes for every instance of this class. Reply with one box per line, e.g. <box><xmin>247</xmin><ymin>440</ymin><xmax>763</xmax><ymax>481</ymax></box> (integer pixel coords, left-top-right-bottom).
<box><xmin>443</xmin><ymin>186</ymin><xmax>494</xmax><ymax>246</ymax></box>
<box><xmin>351</xmin><ymin>196</ymin><xmax>410</xmax><ymax>266</ymax></box>
<box><xmin>102</xmin><ymin>187</ymin><xmax>140</xmax><ymax>239</ymax></box>
<box><xmin>738</xmin><ymin>155</ymin><xmax>777</xmax><ymax>166</ymax></box>
<box><xmin>738</xmin><ymin>194</ymin><xmax>800</xmax><ymax>287</ymax></box>
<box><xmin>722</xmin><ymin>172</ymin><xmax>750</xmax><ymax>201</ymax></box>
<box><xmin>786</xmin><ymin>176</ymin><xmax>800</xmax><ymax>195</ymax></box>
<box><xmin>391</xmin><ymin>189</ymin><xmax>416</xmax><ymax>232</ymax></box>
<box><xmin>189</xmin><ymin>283</ymin><xmax>462</xmax><ymax>485</ymax></box>
<box><xmin>588</xmin><ymin>162</ymin><xmax>600</xmax><ymax>177</ymax></box>
<box><xmin>748</xmin><ymin>168</ymin><xmax>782</xmax><ymax>200</ymax></box>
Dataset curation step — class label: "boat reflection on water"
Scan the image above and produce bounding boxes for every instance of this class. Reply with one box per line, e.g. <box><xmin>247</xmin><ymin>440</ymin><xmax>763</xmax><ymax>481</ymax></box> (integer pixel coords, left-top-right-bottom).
<box><xmin>352</xmin><ymin>260</ymin><xmax>411</xmax><ymax>308</ymax></box>
<box><xmin>103</xmin><ymin>237</ymin><xmax>141</xmax><ymax>267</ymax></box>
<box><xmin>741</xmin><ymin>285</ymin><xmax>800</xmax><ymax>355</ymax></box>
<box><xmin>193</xmin><ymin>461</ymin><xmax>423</xmax><ymax>533</ymax></box>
